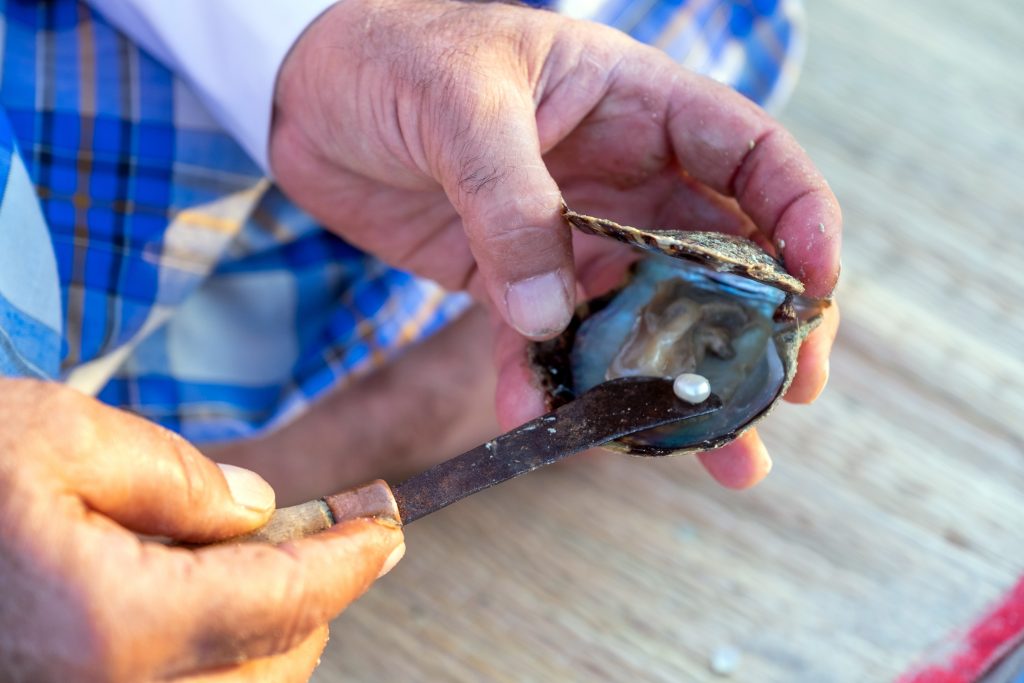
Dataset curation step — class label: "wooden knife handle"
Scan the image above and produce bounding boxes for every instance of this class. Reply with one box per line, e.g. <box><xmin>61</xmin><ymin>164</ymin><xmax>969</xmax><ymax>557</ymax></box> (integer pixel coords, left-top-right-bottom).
<box><xmin>216</xmin><ymin>479</ymin><xmax>401</xmax><ymax>545</ymax></box>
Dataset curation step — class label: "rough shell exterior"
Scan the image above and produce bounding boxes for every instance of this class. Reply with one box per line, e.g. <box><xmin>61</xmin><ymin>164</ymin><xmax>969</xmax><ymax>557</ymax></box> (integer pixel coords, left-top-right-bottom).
<box><xmin>565</xmin><ymin>209</ymin><xmax>805</xmax><ymax>295</ymax></box>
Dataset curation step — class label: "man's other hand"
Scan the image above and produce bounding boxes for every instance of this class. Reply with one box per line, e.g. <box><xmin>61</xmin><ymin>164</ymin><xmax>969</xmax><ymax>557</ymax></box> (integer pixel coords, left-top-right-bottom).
<box><xmin>0</xmin><ymin>379</ymin><xmax>403</xmax><ymax>682</ymax></box>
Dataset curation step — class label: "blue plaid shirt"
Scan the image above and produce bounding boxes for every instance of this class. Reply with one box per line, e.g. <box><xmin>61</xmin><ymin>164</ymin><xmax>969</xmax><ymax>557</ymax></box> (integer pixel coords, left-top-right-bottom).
<box><xmin>0</xmin><ymin>0</ymin><xmax>804</xmax><ymax>444</ymax></box>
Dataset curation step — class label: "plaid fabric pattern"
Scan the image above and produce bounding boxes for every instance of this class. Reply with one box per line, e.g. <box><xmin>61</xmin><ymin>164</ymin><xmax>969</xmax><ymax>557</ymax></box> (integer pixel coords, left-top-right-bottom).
<box><xmin>0</xmin><ymin>0</ymin><xmax>803</xmax><ymax>443</ymax></box>
<box><xmin>556</xmin><ymin>0</ymin><xmax>804</xmax><ymax>111</ymax></box>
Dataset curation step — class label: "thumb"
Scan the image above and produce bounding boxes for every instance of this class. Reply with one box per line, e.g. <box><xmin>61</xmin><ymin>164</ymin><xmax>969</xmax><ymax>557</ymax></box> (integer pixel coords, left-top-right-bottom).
<box><xmin>437</xmin><ymin>86</ymin><xmax>574</xmax><ymax>340</ymax></box>
<box><xmin>48</xmin><ymin>386</ymin><xmax>275</xmax><ymax>542</ymax></box>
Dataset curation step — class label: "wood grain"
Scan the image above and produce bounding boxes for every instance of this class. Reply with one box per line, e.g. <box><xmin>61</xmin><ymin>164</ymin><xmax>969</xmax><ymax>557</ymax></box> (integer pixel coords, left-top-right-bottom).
<box><xmin>315</xmin><ymin>0</ymin><xmax>1024</xmax><ymax>680</ymax></box>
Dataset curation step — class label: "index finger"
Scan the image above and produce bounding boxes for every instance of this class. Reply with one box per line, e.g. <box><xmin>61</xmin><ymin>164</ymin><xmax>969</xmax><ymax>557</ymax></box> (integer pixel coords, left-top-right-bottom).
<box><xmin>655</xmin><ymin>64</ymin><xmax>842</xmax><ymax>297</ymax></box>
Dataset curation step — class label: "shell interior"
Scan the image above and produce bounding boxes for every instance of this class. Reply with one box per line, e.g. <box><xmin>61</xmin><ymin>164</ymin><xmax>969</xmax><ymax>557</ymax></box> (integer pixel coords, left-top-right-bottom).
<box><xmin>568</xmin><ymin>255</ymin><xmax>792</xmax><ymax>451</ymax></box>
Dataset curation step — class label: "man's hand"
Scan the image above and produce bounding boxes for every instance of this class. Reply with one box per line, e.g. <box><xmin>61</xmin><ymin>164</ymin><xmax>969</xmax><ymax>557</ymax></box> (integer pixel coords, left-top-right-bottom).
<box><xmin>0</xmin><ymin>379</ymin><xmax>403</xmax><ymax>683</ymax></box>
<box><xmin>270</xmin><ymin>0</ymin><xmax>841</xmax><ymax>488</ymax></box>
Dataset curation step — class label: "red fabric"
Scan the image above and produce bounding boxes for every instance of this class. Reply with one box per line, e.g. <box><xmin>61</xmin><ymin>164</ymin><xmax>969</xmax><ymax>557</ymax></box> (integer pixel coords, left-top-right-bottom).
<box><xmin>899</xmin><ymin>576</ymin><xmax>1024</xmax><ymax>683</ymax></box>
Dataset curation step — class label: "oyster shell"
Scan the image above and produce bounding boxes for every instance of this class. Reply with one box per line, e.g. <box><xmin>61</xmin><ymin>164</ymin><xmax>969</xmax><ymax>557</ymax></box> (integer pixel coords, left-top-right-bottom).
<box><xmin>530</xmin><ymin>208</ymin><xmax>826</xmax><ymax>456</ymax></box>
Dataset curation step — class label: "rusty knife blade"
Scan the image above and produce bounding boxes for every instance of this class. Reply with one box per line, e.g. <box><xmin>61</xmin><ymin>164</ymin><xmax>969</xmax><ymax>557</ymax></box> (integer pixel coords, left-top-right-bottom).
<box><xmin>392</xmin><ymin>377</ymin><xmax>722</xmax><ymax>524</ymax></box>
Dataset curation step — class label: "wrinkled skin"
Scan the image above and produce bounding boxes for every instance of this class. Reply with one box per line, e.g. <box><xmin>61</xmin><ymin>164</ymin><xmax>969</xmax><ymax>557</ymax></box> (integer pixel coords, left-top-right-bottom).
<box><xmin>0</xmin><ymin>1</ymin><xmax>842</xmax><ymax>680</ymax></box>
<box><xmin>0</xmin><ymin>380</ymin><xmax>402</xmax><ymax>683</ymax></box>
<box><xmin>271</xmin><ymin>0</ymin><xmax>842</xmax><ymax>489</ymax></box>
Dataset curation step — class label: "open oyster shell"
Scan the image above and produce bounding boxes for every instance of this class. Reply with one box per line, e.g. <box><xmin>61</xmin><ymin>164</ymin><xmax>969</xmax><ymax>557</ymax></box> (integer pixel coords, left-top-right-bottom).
<box><xmin>529</xmin><ymin>208</ymin><xmax>827</xmax><ymax>456</ymax></box>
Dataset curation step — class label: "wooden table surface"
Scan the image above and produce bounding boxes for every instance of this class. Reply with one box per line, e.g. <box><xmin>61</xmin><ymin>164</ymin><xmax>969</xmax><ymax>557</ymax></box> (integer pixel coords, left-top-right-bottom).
<box><xmin>315</xmin><ymin>1</ymin><xmax>1024</xmax><ymax>680</ymax></box>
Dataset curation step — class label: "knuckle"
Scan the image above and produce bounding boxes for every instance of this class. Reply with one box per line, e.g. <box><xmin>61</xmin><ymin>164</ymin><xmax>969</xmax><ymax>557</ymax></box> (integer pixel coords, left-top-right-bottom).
<box><xmin>468</xmin><ymin>222</ymin><xmax>566</xmax><ymax>275</ymax></box>
<box><xmin>201</xmin><ymin>546</ymin><xmax>317</xmax><ymax>659</ymax></box>
<box><xmin>457</xmin><ymin>156</ymin><xmax>509</xmax><ymax>197</ymax></box>
<box><xmin>264</xmin><ymin>548</ymin><xmax>317</xmax><ymax>646</ymax></box>
<box><xmin>471</xmin><ymin>192</ymin><xmax>564</xmax><ymax>237</ymax></box>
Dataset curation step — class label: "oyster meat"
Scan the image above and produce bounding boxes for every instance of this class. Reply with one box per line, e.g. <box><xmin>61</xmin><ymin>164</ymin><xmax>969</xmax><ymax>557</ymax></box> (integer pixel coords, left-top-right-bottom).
<box><xmin>530</xmin><ymin>209</ymin><xmax>826</xmax><ymax>456</ymax></box>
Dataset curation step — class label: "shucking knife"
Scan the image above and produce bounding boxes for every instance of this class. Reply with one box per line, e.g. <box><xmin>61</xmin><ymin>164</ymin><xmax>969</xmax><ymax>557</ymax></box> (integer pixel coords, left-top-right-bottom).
<box><xmin>219</xmin><ymin>377</ymin><xmax>721</xmax><ymax>544</ymax></box>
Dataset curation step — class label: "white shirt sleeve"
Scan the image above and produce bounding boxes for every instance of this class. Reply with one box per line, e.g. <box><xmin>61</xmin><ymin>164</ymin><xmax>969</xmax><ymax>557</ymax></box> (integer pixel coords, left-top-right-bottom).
<box><xmin>86</xmin><ymin>0</ymin><xmax>338</xmax><ymax>173</ymax></box>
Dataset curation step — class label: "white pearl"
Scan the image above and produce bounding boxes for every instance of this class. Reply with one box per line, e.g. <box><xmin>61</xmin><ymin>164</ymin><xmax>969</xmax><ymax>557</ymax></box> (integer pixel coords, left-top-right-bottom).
<box><xmin>709</xmin><ymin>645</ymin><xmax>741</xmax><ymax>676</ymax></box>
<box><xmin>673</xmin><ymin>373</ymin><xmax>711</xmax><ymax>404</ymax></box>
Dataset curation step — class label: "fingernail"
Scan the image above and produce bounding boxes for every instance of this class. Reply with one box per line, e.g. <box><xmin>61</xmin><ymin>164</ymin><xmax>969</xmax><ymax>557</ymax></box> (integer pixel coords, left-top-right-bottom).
<box><xmin>378</xmin><ymin>542</ymin><xmax>406</xmax><ymax>578</ymax></box>
<box><xmin>217</xmin><ymin>463</ymin><xmax>276</xmax><ymax>513</ymax></box>
<box><xmin>810</xmin><ymin>359</ymin><xmax>831</xmax><ymax>403</ymax></box>
<box><xmin>505</xmin><ymin>270</ymin><xmax>573</xmax><ymax>339</ymax></box>
<box><xmin>748</xmin><ymin>436</ymin><xmax>773</xmax><ymax>486</ymax></box>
